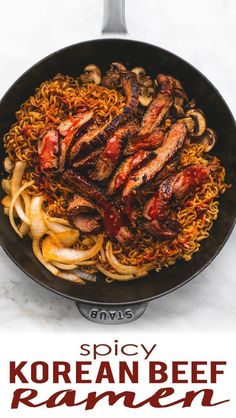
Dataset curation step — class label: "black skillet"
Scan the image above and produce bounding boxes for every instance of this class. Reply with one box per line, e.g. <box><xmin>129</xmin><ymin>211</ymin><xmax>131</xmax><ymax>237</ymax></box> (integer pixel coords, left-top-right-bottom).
<box><xmin>0</xmin><ymin>0</ymin><xmax>235</xmax><ymax>323</ymax></box>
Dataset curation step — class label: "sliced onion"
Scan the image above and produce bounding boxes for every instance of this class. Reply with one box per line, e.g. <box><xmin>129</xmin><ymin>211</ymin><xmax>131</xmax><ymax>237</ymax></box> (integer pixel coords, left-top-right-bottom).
<box><xmin>51</xmin><ymin>261</ymin><xmax>78</xmax><ymax>270</ymax></box>
<box><xmin>2</xmin><ymin>179</ymin><xmax>11</xmax><ymax>194</ymax></box>
<box><xmin>74</xmin><ymin>268</ymin><xmax>96</xmax><ymax>282</ymax></box>
<box><xmin>30</xmin><ymin>195</ymin><xmax>47</xmax><ymax>239</ymax></box>
<box><xmin>4</xmin><ymin>207</ymin><xmax>9</xmax><ymax>216</ymax></box>
<box><xmin>77</xmin><ymin>260</ymin><xmax>97</xmax><ymax>266</ymax></box>
<box><xmin>9</xmin><ymin>180</ymin><xmax>34</xmax><ymax>238</ymax></box>
<box><xmin>19</xmin><ymin>192</ymin><xmax>31</xmax><ymax>236</ymax></box>
<box><xmin>57</xmin><ymin>272</ymin><xmax>85</xmax><ymax>284</ymax></box>
<box><xmin>1</xmin><ymin>195</ymin><xmax>11</xmax><ymax>208</ymax></box>
<box><xmin>4</xmin><ymin>156</ymin><xmax>14</xmax><ymax>173</ymax></box>
<box><xmin>19</xmin><ymin>222</ymin><xmax>29</xmax><ymax>236</ymax></box>
<box><xmin>11</xmin><ymin>161</ymin><xmax>29</xmax><ymax>224</ymax></box>
<box><xmin>42</xmin><ymin>234</ymin><xmax>104</xmax><ymax>264</ymax></box>
<box><xmin>32</xmin><ymin>239</ymin><xmax>59</xmax><ymax>276</ymax></box>
<box><xmin>46</xmin><ymin>216</ymin><xmax>70</xmax><ymax>226</ymax></box>
<box><xmin>33</xmin><ymin>240</ymin><xmax>85</xmax><ymax>284</ymax></box>
<box><xmin>96</xmin><ymin>263</ymin><xmax>148</xmax><ymax>281</ymax></box>
<box><xmin>44</xmin><ymin>217</ymin><xmax>70</xmax><ymax>234</ymax></box>
<box><xmin>47</xmin><ymin>230</ymin><xmax>80</xmax><ymax>247</ymax></box>
<box><xmin>106</xmin><ymin>241</ymin><xmax>151</xmax><ymax>275</ymax></box>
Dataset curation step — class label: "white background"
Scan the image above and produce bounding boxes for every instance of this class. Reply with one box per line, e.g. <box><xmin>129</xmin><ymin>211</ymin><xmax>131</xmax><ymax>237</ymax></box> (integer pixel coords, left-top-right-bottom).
<box><xmin>0</xmin><ymin>1</ymin><xmax>236</xmax><ymax>417</ymax></box>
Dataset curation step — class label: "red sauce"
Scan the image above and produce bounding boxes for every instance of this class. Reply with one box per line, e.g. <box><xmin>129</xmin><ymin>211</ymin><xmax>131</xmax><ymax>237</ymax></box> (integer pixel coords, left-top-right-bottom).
<box><xmin>130</xmin><ymin>150</ymin><xmax>149</xmax><ymax>168</ymax></box>
<box><xmin>39</xmin><ymin>130</ymin><xmax>59</xmax><ymax>169</ymax></box>
<box><xmin>148</xmin><ymin>195</ymin><xmax>167</xmax><ymax>221</ymax></box>
<box><xmin>103</xmin><ymin>134</ymin><xmax>120</xmax><ymax>164</ymax></box>
<box><xmin>114</xmin><ymin>173</ymin><xmax>126</xmax><ymax>190</ymax></box>
<box><xmin>103</xmin><ymin>204</ymin><xmax>123</xmax><ymax>236</ymax></box>
<box><xmin>114</xmin><ymin>150</ymin><xmax>149</xmax><ymax>191</ymax></box>
<box><xmin>147</xmin><ymin>166</ymin><xmax>209</xmax><ymax>220</ymax></box>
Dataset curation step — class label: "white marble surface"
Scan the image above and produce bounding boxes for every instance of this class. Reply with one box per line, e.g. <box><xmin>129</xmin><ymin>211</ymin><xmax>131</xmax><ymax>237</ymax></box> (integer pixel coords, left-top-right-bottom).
<box><xmin>0</xmin><ymin>0</ymin><xmax>235</xmax><ymax>333</ymax></box>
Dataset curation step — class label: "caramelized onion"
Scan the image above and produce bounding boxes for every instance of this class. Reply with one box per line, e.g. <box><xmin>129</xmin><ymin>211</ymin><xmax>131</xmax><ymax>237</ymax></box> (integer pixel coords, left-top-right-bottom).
<box><xmin>106</xmin><ymin>241</ymin><xmax>150</xmax><ymax>275</ymax></box>
<box><xmin>42</xmin><ymin>234</ymin><xmax>104</xmax><ymax>264</ymax></box>
<box><xmin>96</xmin><ymin>263</ymin><xmax>148</xmax><ymax>281</ymax></box>
<box><xmin>48</xmin><ymin>230</ymin><xmax>80</xmax><ymax>247</ymax></box>
<box><xmin>44</xmin><ymin>216</ymin><xmax>71</xmax><ymax>234</ymax></box>
<box><xmin>2</xmin><ymin>179</ymin><xmax>11</xmax><ymax>194</ymax></box>
<box><xmin>19</xmin><ymin>192</ymin><xmax>31</xmax><ymax>236</ymax></box>
<box><xmin>11</xmin><ymin>161</ymin><xmax>30</xmax><ymax>224</ymax></box>
<box><xmin>57</xmin><ymin>272</ymin><xmax>85</xmax><ymax>284</ymax></box>
<box><xmin>9</xmin><ymin>180</ymin><xmax>34</xmax><ymax>238</ymax></box>
<box><xmin>30</xmin><ymin>195</ymin><xmax>47</xmax><ymax>239</ymax></box>
<box><xmin>32</xmin><ymin>239</ymin><xmax>59</xmax><ymax>275</ymax></box>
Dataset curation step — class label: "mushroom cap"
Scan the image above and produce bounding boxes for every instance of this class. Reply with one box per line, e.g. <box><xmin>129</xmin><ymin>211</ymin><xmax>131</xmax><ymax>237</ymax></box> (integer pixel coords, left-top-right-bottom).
<box><xmin>186</xmin><ymin>108</ymin><xmax>207</xmax><ymax>137</ymax></box>
<box><xmin>198</xmin><ymin>128</ymin><xmax>217</xmax><ymax>152</ymax></box>
<box><xmin>131</xmin><ymin>67</ymin><xmax>155</xmax><ymax>107</ymax></box>
<box><xmin>131</xmin><ymin>67</ymin><xmax>146</xmax><ymax>77</ymax></box>
<box><xmin>110</xmin><ymin>62</ymin><xmax>127</xmax><ymax>72</ymax></box>
<box><xmin>81</xmin><ymin>64</ymin><xmax>101</xmax><ymax>85</ymax></box>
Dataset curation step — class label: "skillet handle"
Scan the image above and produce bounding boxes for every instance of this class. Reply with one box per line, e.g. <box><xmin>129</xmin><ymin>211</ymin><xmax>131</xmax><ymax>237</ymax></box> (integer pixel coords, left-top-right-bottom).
<box><xmin>102</xmin><ymin>0</ymin><xmax>128</xmax><ymax>35</ymax></box>
<box><xmin>76</xmin><ymin>302</ymin><xmax>148</xmax><ymax>324</ymax></box>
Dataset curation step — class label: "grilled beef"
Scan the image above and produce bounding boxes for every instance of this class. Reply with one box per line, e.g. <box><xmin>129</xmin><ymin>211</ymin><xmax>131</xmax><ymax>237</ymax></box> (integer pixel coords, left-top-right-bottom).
<box><xmin>124</xmin><ymin>127</ymin><xmax>165</xmax><ymax>155</ymax></box>
<box><xmin>107</xmin><ymin>149</ymin><xmax>151</xmax><ymax>195</ymax></box>
<box><xmin>69</xmin><ymin>72</ymin><xmax>139</xmax><ymax>163</ymax></box>
<box><xmin>58</xmin><ymin>110</ymin><xmax>93</xmax><ymax>169</ymax></box>
<box><xmin>122</xmin><ymin>122</ymin><xmax>187</xmax><ymax>200</ymax></box>
<box><xmin>63</xmin><ymin>170</ymin><xmax>134</xmax><ymax>244</ymax></box>
<box><xmin>73</xmin><ymin>149</ymin><xmax>103</xmax><ymax>170</ymax></box>
<box><xmin>68</xmin><ymin>195</ymin><xmax>101</xmax><ymax>234</ymax></box>
<box><xmin>137</xmin><ymin>74</ymin><xmax>174</xmax><ymax>137</ymax></box>
<box><xmin>90</xmin><ymin>122</ymin><xmax>138</xmax><ymax>181</ymax></box>
<box><xmin>143</xmin><ymin>163</ymin><xmax>217</xmax><ymax>238</ymax></box>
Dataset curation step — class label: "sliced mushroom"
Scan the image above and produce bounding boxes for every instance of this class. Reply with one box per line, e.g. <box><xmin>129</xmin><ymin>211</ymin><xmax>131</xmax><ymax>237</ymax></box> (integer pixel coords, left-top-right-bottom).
<box><xmin>110</xmin><ymin>62</ymin><xmax>127</xmax><ymax>72</ymax></box>
<box><xmin>131</xmin><ymin>67</ymin><xmax>155</xmax><ymax>107</ymax></box>
<box><xmin>170</xmin><ymin>104</ymin><xmax>185</xmax><ymax>118</ymax></box>
<box><xmin>102</xmin><ymin>62</ymin><xmax>126</xmax><ymax>89</ymax></box>
<box><xmin>184</xmin><ymin>98</ymin><xmax>196</xmax><ymax>111</ymax></box>
<box><xmin>80</xmin><ymin>64</ymin><xmax>101</xmax><ymax>85</ymax></box>
<box><xmin>198</xmin><ymin>128</ymin><xmax>217</xmax><ymax>151</ymax></box>
<box><xmin>139</xmin><ymin>93</ymin><xmax>154</xmax><ymax>107</ymax></box>
<box><xmin>131</xmin><ymin>67</ymin><xmax>146</xmax><ymax>78</ymax></box>
<box><xmin>178</xmin><ymin>117</ymin><xmax>195</xmax><ymax>134</ymax></box>
<box><xmin>3</xmin><ymin>156</ymin><xmax>14</xmax><ymax>173</ymax></box>
<box><xmin>186</xmin><ymin>108</ymin><xmax>207</xmax><ymax>137</ymax></box>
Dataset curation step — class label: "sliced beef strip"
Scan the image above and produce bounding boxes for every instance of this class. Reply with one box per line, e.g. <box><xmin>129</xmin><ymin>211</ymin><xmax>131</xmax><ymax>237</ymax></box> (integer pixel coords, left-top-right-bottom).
<box><xmin>122</xmin><ymin>122</ymin><xmax>187</xmax><ymax>200</ymax></box>
<box><xmin>73</xmin><ymin>149</ymin><xmax>103</xmax><ymax>170</ymax></box>
<box><xmin>143</xmin><ymin>163</ymin><xmax>217</xmax><ymax>238</ymax></box>
<box><xmin>137</xmin><ymin>74</ymin><xmax>174</xmax><ymax>138</ymax></box>
<box><xmin>107</xmin><ymin>149</ymin><xmax>152</xmax><ymax>195</ymax></box>
<box><xmin>63</xmin><ymin>170</ymin><xmax>134</xmax><ymax>244</ymax></box>
<box><xmin>67</xmin><ymin>195</ymin><xmax>101</xmax><ymax>234</ymax></box>
<box><xmin>144</xmin><ymin>218</ymin><xmax>180</xmax><ymax>239</ymax></box>
<box><xmin>73</xmin><ymin>215</ymin><xmax>101</xmax><ymax>234</ymax></box>
<box><xmin>89</xmin><ymin>122</ymin><xmax>138</xmax><ymax>181</ymax></box>
<box><xmin>58</xmin><ymin>110</ymin><xmax>94</xmax><ymax>169</ymax></box>
<box><xmin>124</xmin><ymin>127</ymin><xmax>165</xmax><ymax>155</ymax></box>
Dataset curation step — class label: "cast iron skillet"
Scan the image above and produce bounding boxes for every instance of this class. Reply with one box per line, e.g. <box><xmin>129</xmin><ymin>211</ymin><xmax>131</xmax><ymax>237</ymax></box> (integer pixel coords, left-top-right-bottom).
<box><xmin>0</xmin><ymin>0</ymin><xmax>235</xmax><ymax>323</ymax></box>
